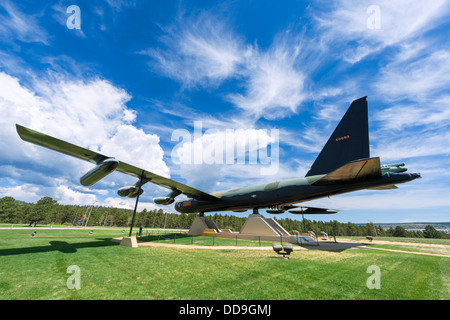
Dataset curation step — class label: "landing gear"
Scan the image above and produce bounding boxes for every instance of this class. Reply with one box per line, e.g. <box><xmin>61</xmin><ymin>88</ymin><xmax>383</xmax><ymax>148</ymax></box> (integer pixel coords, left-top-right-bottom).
<box><xmin>302</xmin><ymin>213</ymin><xmax>306</xmax><ymax>233</ymax></box>
<box><xmin>128</xmin><ymin>170</ymin><xmax>144</xmax><ymax>237</ymax></box>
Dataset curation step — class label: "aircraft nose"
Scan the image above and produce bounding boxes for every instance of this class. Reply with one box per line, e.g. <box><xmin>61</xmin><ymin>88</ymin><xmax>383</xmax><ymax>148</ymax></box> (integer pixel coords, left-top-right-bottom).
<box><xmin>412</xmin><ymin>173</ymin><xmax>421</xmax><ymax>179</ymax></box>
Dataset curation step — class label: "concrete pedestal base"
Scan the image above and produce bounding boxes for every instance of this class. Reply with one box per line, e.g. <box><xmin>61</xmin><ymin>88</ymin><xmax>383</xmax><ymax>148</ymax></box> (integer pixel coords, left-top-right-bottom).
<box><xmin>240</xmin><ymin>214</ymin><xmax>290</xmax><ymax>236</ymax></box>
<box><xmin>188</xmin><ymin>216</ymin><xmax>220</xmax><ymax>236</ymax></box>
<box><xmin>187</xmin><ymin>213</ymin><xmax>291</xmax><ymax>237</ymax></box>
<box><xmin>120</xmin><ymin>236</ymin><xmax>138</xmax><ymax>248</ymax></box>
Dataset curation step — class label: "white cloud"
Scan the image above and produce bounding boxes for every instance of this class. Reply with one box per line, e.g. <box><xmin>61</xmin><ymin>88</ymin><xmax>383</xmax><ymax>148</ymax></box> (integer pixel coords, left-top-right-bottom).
<box><xmin>178</xmin><ymin>28</ymin><xmax>243</xmax><ymax>84</ymax></box>
<box><xmin>375</xmin><ymin>50</ymin><xmax>450</xmax><ymax>101</ymax></box>
<box><xmin>0</xmin><ymin>70</ymin><xmax>170</xmax><ymax>205</ymax></box>
<box><xmin>374</xmin><ymin>96</ymin><xmax>450</xmax><ymax>131</ymax></box>
<box><xmin>0</xmin><ymin>1</ymin><xmax>49</xmax><ymax>44</ymax></box>
<box><xmin>102</xmin><ymin>196</ymin><xmax>162</xmax><ymax>212</ymax></box>
<box><xmin>145</xmin><ymin>12</ymin><xmax>244</xmax><ymax>88</ymax></box>
<box><xmin>227</xmin><ymin>39</ymin><xmax>306</xmax><ymax>119</ymax></box>
<box><xmin>54</xmin><ymin>185</ymin><xmax>97</xmax><ymax>205</ymax></box>
<box><xmin>0</xmin><ymin>72</ymin><xmax>134</xmax><ymax>147</ymax></box>
<box><xmin>145</xmin><ymin>12</ymin><xmax>307</xmax><ymax>120</ymax></box>
<box><xmin>100</xmin><ymin>124</ymin><xmax>169</xmax><ymax>178</ymax></box>
<box><xmin>0</xmin><ymin>183</ymin><xmax>41</xmax><ymax>203</ymax></box>
<box><xmin>105</xmin><ymin>0</ymin><xmax>136</xmax><ymax>11</ymax></box>
<box><xmin>171</xmin><ymin>126</ymin><xmax>280</xmax><ymax>191</ymax></box>
<box><xmin>374</xmin><ymin>131</ymin><xmax>450</xmax><ymax>162</ymax></box>
<box><xmin>314</xmin><ymin>0</ymin><xmax>450</xmax><ymax>63</ymax></box>
<box><xmin>369</xmin><ymin>49</ymin><xmax>450</xmax><ymax>163</ymax></box>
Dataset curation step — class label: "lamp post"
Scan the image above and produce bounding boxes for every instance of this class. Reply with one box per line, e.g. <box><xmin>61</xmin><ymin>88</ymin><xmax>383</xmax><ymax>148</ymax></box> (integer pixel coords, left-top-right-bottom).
<box><xmin>84</xmin><ymin>201</ymin><xmax>96</xmax><ymax>228</ymax></box>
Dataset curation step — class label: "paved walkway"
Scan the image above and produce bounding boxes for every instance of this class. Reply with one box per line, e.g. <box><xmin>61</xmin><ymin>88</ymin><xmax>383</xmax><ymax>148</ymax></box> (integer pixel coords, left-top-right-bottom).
<box><xmin>359</xmin><ymin>245</ymin><xmax>450</xmax><ymax>257</ymax></box>
<box><xmin>112</xmin><ymin>237</ymin><xmax>450</xmax><ymax>257</ymax></box>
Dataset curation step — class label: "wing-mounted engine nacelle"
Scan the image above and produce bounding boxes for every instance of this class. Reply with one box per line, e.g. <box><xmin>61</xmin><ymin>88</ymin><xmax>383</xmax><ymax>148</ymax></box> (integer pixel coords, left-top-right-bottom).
<box><xmin>266</xmin><ymin>206</ymin><xmax>286</xmax><ymax>214</ymax></box>
<box><xmin>117</xmin><ymin>186</ymin><xmax>144</xmax><ymax>198</ymax></box>
<box><xmin>154</xmin><ymin>197</ymin><xmax>175</xmax><ymax>205</ymax></box>
<box><xmin>381</xmin><ymin>163</ymin><xmax>407</xmax><ymax>175</ymax></box>
<box><xmin>154</xmin><ymin>190</ymin><xmax>181</xmax><ymax>205</ymax></box>
<box><xmin>80</xmin><ymin>158</ymin><xmax>119</xmax><ymax>186</ymax></box>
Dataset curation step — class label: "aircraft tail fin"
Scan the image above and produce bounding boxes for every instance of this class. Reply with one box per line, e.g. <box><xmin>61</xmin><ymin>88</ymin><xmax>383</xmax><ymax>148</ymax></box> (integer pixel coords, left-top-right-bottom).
<box><xmin>305</xmin><ymin>96</ymin><xmax>370</xmax><ymax>177</ymax></box>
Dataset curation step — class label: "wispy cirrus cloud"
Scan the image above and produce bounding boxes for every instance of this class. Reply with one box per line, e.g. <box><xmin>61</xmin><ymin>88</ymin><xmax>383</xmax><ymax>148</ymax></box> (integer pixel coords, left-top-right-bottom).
<box><xmin>227</xmin><ymin>36</ymin><xmax>306</xmax><ymax>120</ymax></box>
<box><xmin>0</xmin><ymin>0</ymin><xmax>49</xmax><ymax>44</ymax></box>
<box><xmin>373</xmin><ymin>131</ymin><xmax>450</xmax><ymax>162</ymax></box>
<box><xmin>143</xmin><ymin>11</ymin><xmax>307</xmax><ymax>120</ymax></box>
<box><xmin>314</xmin><ymin>0</ymin><xmax>450</xmax><ymax>63</ymax></box>
<box><xmin>374</xmin><ymin>96</ymin><xmax>450</xmax><ymax>131</ymax></box>
<box><xmin>375</xmin><ymin>50</ymin><xmax>450</xmax><ymax>102</ymax></box>
<box><xmin>144</xmin><ymin>12</ymin><xmax>245</xmax><ymax>88</ymax></box>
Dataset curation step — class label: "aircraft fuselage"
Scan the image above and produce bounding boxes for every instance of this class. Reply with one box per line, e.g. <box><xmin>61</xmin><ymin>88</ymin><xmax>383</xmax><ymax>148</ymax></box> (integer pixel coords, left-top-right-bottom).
<box><xmin>174</xmin><ymin>172</ymin><xmax>420</xmax><ymax>214</ymax></box>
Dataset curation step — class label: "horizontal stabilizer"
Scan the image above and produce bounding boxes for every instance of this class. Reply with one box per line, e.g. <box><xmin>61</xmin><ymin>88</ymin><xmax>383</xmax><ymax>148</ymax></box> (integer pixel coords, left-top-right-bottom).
<box><xmin>16</xmin><ymin>124</ymin><xmax>219</xmax><ymax>202</ymax></box>
<box><xmin>368</xmin><ymin>184</ymin><xmax>398</xmax><ymax>190</ymax></box>
<box><xmin>288</xmin><ymin>206</ymin><xmax>339</xmax><ymax>214</ymax></box>
<box><xmin>312</xmin><ymin>157</ymin><xmax>381</xmax><ymax>186</ymax></box>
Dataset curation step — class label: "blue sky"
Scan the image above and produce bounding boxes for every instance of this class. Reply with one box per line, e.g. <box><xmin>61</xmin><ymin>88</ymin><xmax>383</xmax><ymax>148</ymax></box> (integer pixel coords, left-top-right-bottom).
<box><xmin>0</xmin><ymin>0</ymin><xmax>449</xmax><ymax>223</ymax></box>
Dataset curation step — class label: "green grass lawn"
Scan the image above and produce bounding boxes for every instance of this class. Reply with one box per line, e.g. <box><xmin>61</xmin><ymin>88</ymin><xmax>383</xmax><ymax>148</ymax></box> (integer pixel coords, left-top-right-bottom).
<box><xmin>0</xmin><ymin>228</ymin><xmax>448</xmax><ymax>300</ymax></box>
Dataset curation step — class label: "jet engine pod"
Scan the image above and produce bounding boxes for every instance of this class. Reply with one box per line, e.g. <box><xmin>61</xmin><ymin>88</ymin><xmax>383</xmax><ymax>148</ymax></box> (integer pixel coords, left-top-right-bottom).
<box><xmin>154</xmin><ymin>197</ymin><xmax>175</xmax><ymax>205</ymax></box>
<box><xmin>117</xmin><ymin>186</ymin><xmax>144</xmax><ymax>198</ymax></box>
<box><xmin>80</xmin><ymin>158</ymin><xmax>119</xmax><ymax>186</ymax></box>
<box><xmin>266</xmin><ymin>206</ymin><xmax>285</xmax><ymax>214</ymax></box>
<box><xmin>381</xmin><ymin>163</ymin><xmax>407</xmax><ymax>174</ymax></box>
<box><xmin>289</xmin><ymin>207</ymin><xmax>338</xmax><ymax>214</ymax></box>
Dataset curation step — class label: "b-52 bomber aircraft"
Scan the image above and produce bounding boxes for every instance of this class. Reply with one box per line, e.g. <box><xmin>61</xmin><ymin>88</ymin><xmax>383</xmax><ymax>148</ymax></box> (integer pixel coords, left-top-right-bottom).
<box><xmin>16</xmin><ymin>96</ymin><xmax>420</xmax><ymax>220</ymax></box>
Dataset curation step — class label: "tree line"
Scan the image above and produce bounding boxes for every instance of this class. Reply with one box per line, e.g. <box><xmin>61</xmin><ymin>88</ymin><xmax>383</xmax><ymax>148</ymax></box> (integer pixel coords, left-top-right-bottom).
<box><xmin>0</xmin><ymin>196</ymin><xmax>448</xmax><ymax>239</ymax></box>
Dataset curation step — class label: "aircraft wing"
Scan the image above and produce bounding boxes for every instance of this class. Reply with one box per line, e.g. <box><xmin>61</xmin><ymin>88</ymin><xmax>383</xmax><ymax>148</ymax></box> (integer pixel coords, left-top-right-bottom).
<box><xmin>116</xmin><ymin>161</ymin><xmax>219</xmax><ymax>201</ymax></box>
<box><xmin>16</xmin><ymin>124</ymin><xmax>219</xmax><ymax>201</ymax></box>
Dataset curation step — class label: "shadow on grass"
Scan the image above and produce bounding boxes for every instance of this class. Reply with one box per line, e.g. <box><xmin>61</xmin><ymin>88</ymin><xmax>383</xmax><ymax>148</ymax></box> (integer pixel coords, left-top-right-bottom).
<box><xmin>138</xmin><ymin>233</ymin><xmax>191</xmax><ymax>242</ymax></box>
<box><xmin>296</xmin><ymin>241</ymin><xmax>366</xmax><ymax>252</ymax></box>
<box><xmin>0</xmin><ymin>238</ymin><xmax>118</xmax><ymax>256</ymax></box>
